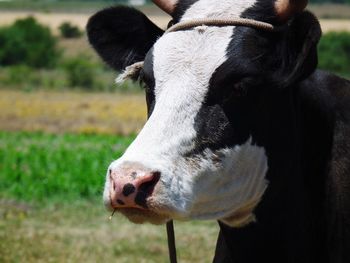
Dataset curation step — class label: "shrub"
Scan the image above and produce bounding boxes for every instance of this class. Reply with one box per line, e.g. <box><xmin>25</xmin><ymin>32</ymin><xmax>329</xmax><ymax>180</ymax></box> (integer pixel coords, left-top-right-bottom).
<box><xmin>318</xmin><ymin>32</ymin><xmax>350</xmax><ymax>76</ymax></box>
<box><xmin>3</xmin><ymin>65</ymin><xmax>35</xmax><ymax>85</ymax></box>
<box><xmin>0</xmin><ymin>17</ymin><xmax>60</xmax><ymax>68</ymax></box>
<box><xmin>0</xmin><ymin>65</ymin><xmax>43</xmax><ymax>91</ymax></box>
<box><xmin>0</xmin><ymin>65</ymin><xmax>68</xmax><ymax>91</ymax></box>
<box><xmin>63</xmin><ymin>56</ymin><xmax>96</xmax><ymax>89</ymax></box>
<box><xmin>59</xmin><ymin>22</ymin><xmax>82</xmax><ymax>39</ymax></box>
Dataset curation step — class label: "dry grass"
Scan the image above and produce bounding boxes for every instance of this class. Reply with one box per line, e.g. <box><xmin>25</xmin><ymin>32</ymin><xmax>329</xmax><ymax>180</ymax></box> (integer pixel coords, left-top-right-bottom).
<box><xmin>0</xmin><ymin>90</ymin><xmax>147</xmax><ymax>135</ymax></box>
<box><xmin>0</xmin><ymin>201</ymin><xmax>219</xmax><ymax>263</ymax></box>
<box><xmin>0</xmin><ymin>11</ymin><xmax>94</xmax><ymax>35</ymax></box>
<box><xmin>309</xmin><ymin>4</ymin><xmax>350</xmax><ymax>19</ymax></box>
<box><xmin>0</xmin><ymin>9</ymin><xmax>349</xmax><ymax>34</ymax></box>
<box><xmin>0</xmin><ymin>10</ymin><xmax>170</xmax><ymax>34</ymax></box>
<box><xmin>318</xmin><ymin>19</ymin><xmax>350</xmax><ymax>32</ymax></box>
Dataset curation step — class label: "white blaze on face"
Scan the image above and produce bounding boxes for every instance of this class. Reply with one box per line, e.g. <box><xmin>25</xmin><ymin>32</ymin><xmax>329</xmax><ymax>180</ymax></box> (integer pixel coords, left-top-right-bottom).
<box><xmin>182</xmin><ymin>0</ymin><xmax>258</xmax><ymax>21</ymax></box>
<box><xmin>107</xmin><ymin>0</ymin><xmax>268</xmax><ymax>226</ymax></box>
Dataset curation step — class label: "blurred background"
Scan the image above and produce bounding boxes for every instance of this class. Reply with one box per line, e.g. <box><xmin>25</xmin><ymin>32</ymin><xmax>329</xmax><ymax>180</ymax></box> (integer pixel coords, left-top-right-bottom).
<box><xmin>0</xmin><ymin>1</ymin><xmax>349</xmax><ymax>262</ymax></box>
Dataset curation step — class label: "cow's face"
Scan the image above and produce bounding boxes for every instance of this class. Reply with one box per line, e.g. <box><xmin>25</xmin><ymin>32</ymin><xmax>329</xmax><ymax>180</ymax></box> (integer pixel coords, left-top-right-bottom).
<box><xmin>87</xmin><ymin>0</ymin><xmax>320</xmax><ymax>226</ymax></box>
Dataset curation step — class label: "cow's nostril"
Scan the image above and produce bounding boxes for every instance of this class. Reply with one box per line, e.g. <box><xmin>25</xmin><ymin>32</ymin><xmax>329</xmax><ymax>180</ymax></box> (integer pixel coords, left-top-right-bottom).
<box><xmin>135</xmin><ymin>172</ymin><xmax>161</xmax><ymax>208</ymax></box>
<box><xmin>123</xmin><ymin>183</ymin><xmax>136</xmax><ymax>197</ymax></box>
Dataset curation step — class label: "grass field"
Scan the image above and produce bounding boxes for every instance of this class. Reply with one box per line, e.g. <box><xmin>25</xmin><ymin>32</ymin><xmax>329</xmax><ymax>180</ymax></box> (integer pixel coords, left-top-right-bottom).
<box><xmin>1</xmin><ymin>203</ymin><xmax>218</xmax><ymax>263</ymax></box>
<box><xmin>0</xmin><ymin>131</ymin><xmax>134</xmax><ymax>202</ymax></box>
<box><xmin>0</xmin><ymin>131</ymin><xmax>218</xmax><ymax>262</ymax></box>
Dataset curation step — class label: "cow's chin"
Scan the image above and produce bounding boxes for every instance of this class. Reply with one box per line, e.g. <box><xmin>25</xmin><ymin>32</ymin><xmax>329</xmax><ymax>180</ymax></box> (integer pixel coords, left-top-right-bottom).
<box><xmin>104</xmin><ymin>198</ymin><xmax>173</xmax><ymax>225</ymax></box>
<box><xmin>117</xmin><ymin>208</ymin><xmax>170</xmax><ymax>225</ymax></box>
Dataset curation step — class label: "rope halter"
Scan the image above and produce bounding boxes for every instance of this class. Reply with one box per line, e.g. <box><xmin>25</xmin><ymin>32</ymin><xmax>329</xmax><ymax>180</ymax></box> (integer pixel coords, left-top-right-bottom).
<box><xmin>166</xmin><ymin>17</ymin><xmax>276</xmax><ymax>33</ymax></box>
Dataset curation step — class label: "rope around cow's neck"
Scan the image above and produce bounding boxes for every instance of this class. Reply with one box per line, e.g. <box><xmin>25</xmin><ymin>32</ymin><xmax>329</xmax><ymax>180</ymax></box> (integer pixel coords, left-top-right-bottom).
<box><xmin>116</xmin><ymin>17</ymin><xmax>282</xmax><ymax>263</ymax></box>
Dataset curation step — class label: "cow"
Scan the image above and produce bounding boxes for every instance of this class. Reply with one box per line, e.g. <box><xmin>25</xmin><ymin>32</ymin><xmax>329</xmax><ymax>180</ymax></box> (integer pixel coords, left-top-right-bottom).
<box><xmin>87</xmin><ymin>0</ymin><xmax>350</xmax><ymax>262</ymax></box>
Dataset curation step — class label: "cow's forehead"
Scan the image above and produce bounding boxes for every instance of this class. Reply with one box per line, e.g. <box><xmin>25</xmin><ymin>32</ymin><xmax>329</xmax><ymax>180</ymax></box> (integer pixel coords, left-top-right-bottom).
<box><xmin>153</xmin><ymin>27</ymin><xmax>232</xmax><ymax>96</ymax></box>
<box><xmin>151</xmin><ymin>0</ymin><xmax>258</xmax><ymax>96</ymax></box>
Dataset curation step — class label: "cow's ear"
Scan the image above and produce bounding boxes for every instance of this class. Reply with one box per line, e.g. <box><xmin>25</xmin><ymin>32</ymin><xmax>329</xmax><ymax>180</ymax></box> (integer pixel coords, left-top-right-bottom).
<box><xmin>272</xmin><ymin>11</ymin><xmax>321</xmax><ymax>87</ymax></box>
<box><xmin>87</xmin><ymin>6</ymin><xmax>164</xmax><ymax>71</ymax></box>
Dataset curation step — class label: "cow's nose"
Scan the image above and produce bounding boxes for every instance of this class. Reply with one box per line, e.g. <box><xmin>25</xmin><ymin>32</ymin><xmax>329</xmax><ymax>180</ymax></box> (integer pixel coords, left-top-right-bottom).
<box><xmin>109</xmin><ymin>166</ymin><xmax>160</xmax><ymax>209</ymax></box>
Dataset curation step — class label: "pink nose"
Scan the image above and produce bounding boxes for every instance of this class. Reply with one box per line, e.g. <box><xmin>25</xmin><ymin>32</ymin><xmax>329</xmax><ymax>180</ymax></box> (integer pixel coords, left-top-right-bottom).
<box><xmin>109</xmin><ymin>164</ymin><xmax>160</xmax><ymax>209</ymax></box>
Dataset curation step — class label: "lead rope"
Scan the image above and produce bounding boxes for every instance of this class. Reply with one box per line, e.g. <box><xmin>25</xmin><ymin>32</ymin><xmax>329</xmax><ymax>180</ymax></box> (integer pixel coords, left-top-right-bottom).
<box><xmin>166</xmin><ymin>221</ymin><xmax>177</xmax><ymax>263</ymax></box>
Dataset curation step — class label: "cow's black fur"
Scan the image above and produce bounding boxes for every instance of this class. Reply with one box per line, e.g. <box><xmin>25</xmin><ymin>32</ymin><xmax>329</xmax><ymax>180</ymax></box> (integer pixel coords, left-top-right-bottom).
<box><xmin>87</xmin><ymin>3</ymin><xmax>350</xmax><ymax>263</ymax></box>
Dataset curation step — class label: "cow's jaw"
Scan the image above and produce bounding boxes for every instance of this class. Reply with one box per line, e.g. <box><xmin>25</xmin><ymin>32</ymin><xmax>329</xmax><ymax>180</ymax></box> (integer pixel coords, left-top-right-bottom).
<box><xmin>105</xmin><ymin>0</ymin><xmax>269</xmax><ymax>227</ymax></box>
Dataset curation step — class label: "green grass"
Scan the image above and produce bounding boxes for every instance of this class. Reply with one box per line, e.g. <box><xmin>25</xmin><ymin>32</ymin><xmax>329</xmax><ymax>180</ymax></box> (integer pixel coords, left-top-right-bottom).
<box><xmin>0</xmin><ymin>131</ymin><xmax>135</xmax><ymax>203</ymax></box>
<box><xmin>0</xmin><ymin>131</ymin><xmax>219</xmax><ymax>262</ymax></box>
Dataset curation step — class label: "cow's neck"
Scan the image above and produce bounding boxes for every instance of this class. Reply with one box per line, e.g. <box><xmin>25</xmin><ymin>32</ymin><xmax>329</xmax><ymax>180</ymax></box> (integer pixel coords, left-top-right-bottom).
<box><xmin>215</xmin><ymin>82</ymin><xmax>334</xmax><ymax>262</ymax></box>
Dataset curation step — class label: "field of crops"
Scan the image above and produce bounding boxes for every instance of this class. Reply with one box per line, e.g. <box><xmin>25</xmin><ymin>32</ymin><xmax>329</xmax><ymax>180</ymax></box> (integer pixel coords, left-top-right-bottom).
<box><xmin>0</xmin><ymin>131</ymin><xmax>134</xmax><ymax>202</ymax></box>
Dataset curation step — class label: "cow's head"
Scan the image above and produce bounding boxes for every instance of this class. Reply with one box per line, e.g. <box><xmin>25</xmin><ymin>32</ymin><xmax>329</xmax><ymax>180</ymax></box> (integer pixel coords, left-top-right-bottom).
<box><xmin>87</xmin><ymin>0</ymin><xmax>321</xmax><ymax>227</ymax></box>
